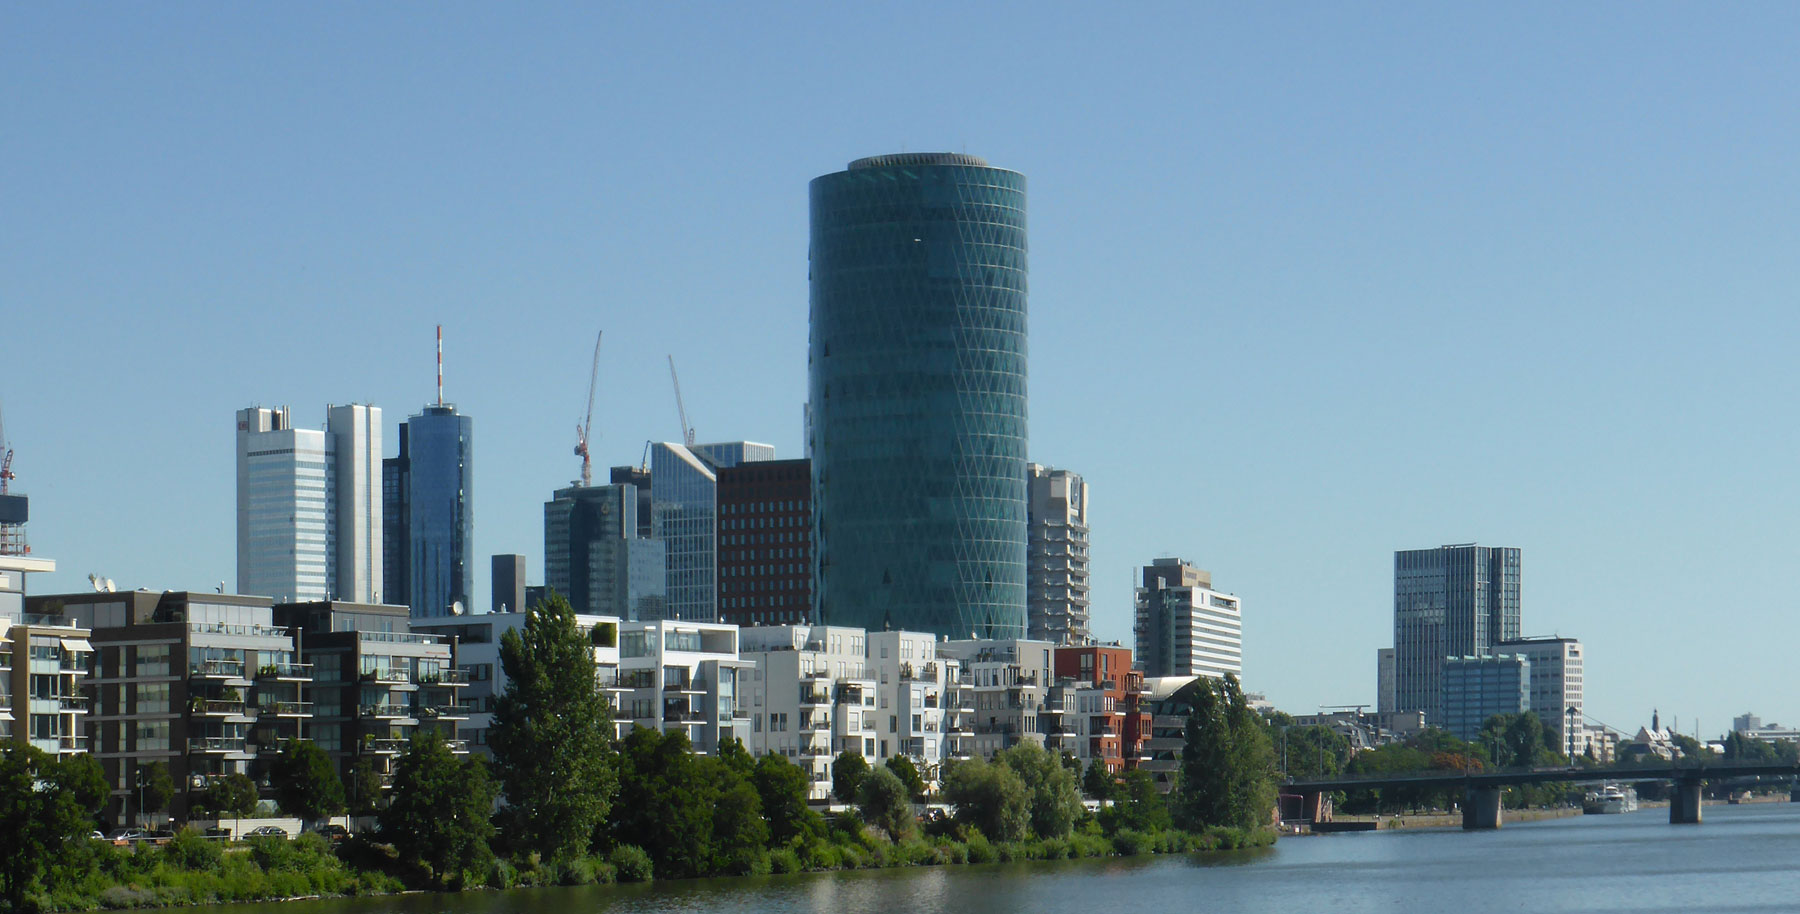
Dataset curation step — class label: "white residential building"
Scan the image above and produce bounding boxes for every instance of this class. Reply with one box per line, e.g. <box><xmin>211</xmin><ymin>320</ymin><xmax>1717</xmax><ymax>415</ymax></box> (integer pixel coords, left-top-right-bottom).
<box><xmin>412</xmin><ymin>611</ymin><xmax>622</xmax><ymax>753</ymax></box>
<box><xmin>615</xmin><ymin>619</ymin><xmax>751</xmax><ymax>753</ymax></box>
<box><xmin>236</xmin><ymin>405</ymin><xmax>382</xmax><ymax>604</ymax></box>
<box><xmin>938</xmin><ymin>638</ymin><xmax>1055</xmax><ymax>759</ymax></box>
<box><xmin>1</xmin><ymin>554</ymin><xmax>91</xmax><ymax>757</ymax></box>
<box><xmin>741</xmin><ymin>624</ymin><xmax>874</xmax><ymax>800</ymax></box>
<box><xmin>867</xmin><ymin>630</ymin><xmax>965</xmax><ymax>777</ymax></box>
<box><xmin>1133</xmin><ymin>558</ymin><xmax>1242</xmax><ymax>680</ymax></box>
<box><xmin>1497</xmin><ymin>636</ymin><xmax>1586</xmax><ymax>755</ymax></box>
<box><xmin>1026</xmin><ymin>464</ymin><xmax>1091</xmax><ymax>645</ymax></box>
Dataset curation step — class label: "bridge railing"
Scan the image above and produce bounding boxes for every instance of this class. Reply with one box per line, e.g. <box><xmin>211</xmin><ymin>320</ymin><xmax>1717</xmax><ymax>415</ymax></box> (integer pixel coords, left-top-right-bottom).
<box><xmin>1284</xmin><ymin>758</ymin><xmax>1800</xmax><ymax>789</ymax></box>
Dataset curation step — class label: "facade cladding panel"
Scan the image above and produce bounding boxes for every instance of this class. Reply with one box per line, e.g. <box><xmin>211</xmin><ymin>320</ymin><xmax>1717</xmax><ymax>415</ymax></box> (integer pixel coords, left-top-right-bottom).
<box><xmin>1392</xmin><ymin>545</ymin><xmax>1522</xmax><ymax>726</ymax></box>
<box><xmin>652</xmin><ymin>442</ymin><xmax>776</xmax><ymax>622</ymax></box>
<box><xmin>808</xmin><ymin>153</ymin><xmax>1029</xmax><ymax>639</ymax></box>
<box><xmin>717</xmin><ymin>458</ymin><xmax>813</xmax><ymax>627</ymax></box>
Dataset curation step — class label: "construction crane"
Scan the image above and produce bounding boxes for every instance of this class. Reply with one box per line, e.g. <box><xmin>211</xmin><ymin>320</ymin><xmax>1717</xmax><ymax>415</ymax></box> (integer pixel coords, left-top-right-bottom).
<box><xmin>667</xmin><ymin>354</ymin><xmax>696</xmax><ymax>447</ymax></box>
<box><xmin>573</xmin><ymin>331</ymin><xmax>602</xmax><ymax>487</ymax></box>
<box><xmin>0</xmin><ymin>400</ymin><xmax>13</xmax><ymax>495</ymax></box>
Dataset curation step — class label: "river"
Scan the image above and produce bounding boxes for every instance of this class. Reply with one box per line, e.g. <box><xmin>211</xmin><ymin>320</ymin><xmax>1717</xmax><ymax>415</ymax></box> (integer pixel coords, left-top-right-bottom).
<box><xmin>200</xmin><ymin>802</ymin><xmax>1800</xmax><ymax>914</ymax></box>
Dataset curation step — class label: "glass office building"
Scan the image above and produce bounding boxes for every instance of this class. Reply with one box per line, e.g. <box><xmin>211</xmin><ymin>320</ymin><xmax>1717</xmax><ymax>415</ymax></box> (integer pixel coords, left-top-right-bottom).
<box><xmin>651</xmin><ymin>442</ymin><xmax>775</xmax><ymax>622</ymax></box>
<box><xmin>808</xmin><ymin>152</ymin><xmax>1029</xmax><ymax>639</ymax></box>
<box><xmin>1392</xmin><ymin>544</ymin><xmax>1522</xmax><ymax>726</ymax></box>
<box><xmin>385</xmin><ymin>405</ymin><xmax>474</xmax><ymax>617</ymax></box>
<box><xmin>545</xmin><ymin>482</ymin><xmax>667</xmax><ymax>620</ymax></box>
<box><xmin>236</xmin><ymin>405</ymin><xmax>381</xmax><ymax>604</ymax></box>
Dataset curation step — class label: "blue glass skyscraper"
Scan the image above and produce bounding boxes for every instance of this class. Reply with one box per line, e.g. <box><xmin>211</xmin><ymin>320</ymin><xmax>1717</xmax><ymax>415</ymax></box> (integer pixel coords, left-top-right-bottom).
<box><xmin>808</xmin><ymin>153</ymin><xmax>1029</xmax><ymax>639</ymax></box>
<box><xmin>651</xmin><ymin>441</ymin><xmax>774</xmax><ymax>622</ymax></box>
<box><xmin>383</xmin><ymin>405</ymin><xmax>473</xmax><ymax>617</ymax></box>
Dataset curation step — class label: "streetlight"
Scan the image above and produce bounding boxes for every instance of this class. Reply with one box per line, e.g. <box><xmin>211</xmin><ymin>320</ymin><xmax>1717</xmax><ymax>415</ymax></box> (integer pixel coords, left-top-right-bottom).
<box><xmin>1566</xmin><ymin>707</ymin><xmax>1578</xmax><ymax>766</ymax></box>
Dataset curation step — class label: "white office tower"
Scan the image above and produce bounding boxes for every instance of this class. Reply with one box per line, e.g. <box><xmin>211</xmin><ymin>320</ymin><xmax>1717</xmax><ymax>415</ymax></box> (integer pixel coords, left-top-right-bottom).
<box><xmin>236</xmin><ymin>405</ymin><xmax>382</xmax><ymax>603</ymax></box>
<box><xmin>1026</xmin><ymin>464</ymin><xmax>1091</xmax><ymax>645</ymax></box>
<box><xmin>1133</xmin><ymin>558</ymin><xmax>1242</xmax><ymax>680</ymax></box>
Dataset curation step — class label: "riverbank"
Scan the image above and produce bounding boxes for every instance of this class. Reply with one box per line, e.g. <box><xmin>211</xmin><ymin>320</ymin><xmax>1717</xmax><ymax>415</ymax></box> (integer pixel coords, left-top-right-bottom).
<box><xmin>1328</xmin><ymin>807</ymin><xmax>1584</xmax><ymax>829</ymax></box>
<box><xmin>36</xmin><ymin>826</ymin><xmax>1278</xmax><ymax>912</ymax></box>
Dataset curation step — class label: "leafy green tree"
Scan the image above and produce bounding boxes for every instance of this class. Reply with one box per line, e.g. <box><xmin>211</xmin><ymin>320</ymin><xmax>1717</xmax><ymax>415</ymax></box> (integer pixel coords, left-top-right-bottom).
<box><xmin>488</xmin><ymin>594</ymin><xmax>618</xmax><ymax>863</ymax></box>
<box><xmin>0</xmin><ymin>746</ymin><xmax>105</xmax><ymax>912</ymax></box>
<box><xmin>204</xmin><ymin>772</ymin><xmax>259</xmax><ymax>828</ymax></box>
<box><xmin>832</xmin><ymin>751</ymin><xmax>869</xmax><ymax>804</ymax></box>
<box><xmin>1098</xmin><ymin>769</ymin><xmax>1171</xmax><ymax>834</ymax></box>
<box><xmin>885</xmin><ymin>755</ymin><xmax>927</xmax><ymax>800</ymax></box>
<box><xmin>343</xmin><ymin>757</ymin><xmax>385</xmax><ymax>815</ymax></box>
<box><xmin>610</xmin><ymin>728</ymin><xmax>720</xmax><ymax>879</ymax></box>
<box><xmin>380</xmin><ymin>731</ymin><xmax>496</xmax><ymax>888</ymax></box>
<box><xmin>857</xmin><ymin>766</ymin><xmax>915</xmax><ymax>839</ymax></box>
<box><xmin>137</xmin><ymin>760</ymin><xmax>175</xmax><ymax>822</ymax></box>
<box><xmin>1276</xmin><ymin>725</ymin><xmax>1352</xmax><ymax>780</ymax></box>
<box><xmin>997</xmin><ymin>741</ymin><xmax>1083</xmax><ymax>838</ymax></box>
<box><xmin>753</xmin><ymin>753</ymin><xmax>825</xmax><ymax>844</ymax></box>
<box><xmin>704</xmin><ymin>755</ymin><xmax>769</xmax><ymax>875</ymax></box>
<box><xmin>942</xmin><ymin>755</ymin><xmax>1030</xmax><ymax>842</ymax></box>
<box><xmin>270</xmin><ymin>739</ymin><xmax>345</xmax><ymax>820</ymax></box>
<box><xmin>1176</xmin><ymin>674</ymin><xmax>1276</xmax><ymax>830</ymax></box>
<box><xmin>1081</xmin><ymin>758</ymin><xmax>1115</xmax><ymax>801</ymax></box>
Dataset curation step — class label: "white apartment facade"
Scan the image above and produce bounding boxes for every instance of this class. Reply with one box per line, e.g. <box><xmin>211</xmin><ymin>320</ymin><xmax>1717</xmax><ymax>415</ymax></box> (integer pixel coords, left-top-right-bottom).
<box><xmin>1133</xmin><ymin>558</ymin><xmax>1243</xmax><ymax>680</ymax></box>
<box><xmin>1026</xmin><ymin>464</ymin><xmax>1092</xmax><ymax>645</ymax></box>
<box><xmin>937</xmin><ymin>638</ymin><xmax>1055</xmax><ymax>759</ymax></box>
<box><xmin>615</xmin><ymin>619</ymin><xmax>751</xmax><ymax>753</ymax></box>
<box><xmin>1497</xmin><ymin>636</ymin><xmax>1587</xmax><ymax>756</ymax></box>
<box><xmin>1</xmin><ymin>554</ymin><xmax>91</xmax><ymax>757</ymax></box>
<box><xmin>412</xmin><ymin>611</ymin><xmax>622</xmax><ymax>753</ymax></box>
<box><xmin>741</xmin><ymin>624</ymin><xmax>875</xmax><ymax>800</ymax></box>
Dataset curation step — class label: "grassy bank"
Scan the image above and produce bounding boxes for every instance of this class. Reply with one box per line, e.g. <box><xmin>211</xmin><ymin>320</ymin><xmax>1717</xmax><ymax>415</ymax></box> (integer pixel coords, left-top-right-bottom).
<box><xmin>34</xmin><ymin>825</ymin><xmax>1276</xmax><ymax>911</ymax></box>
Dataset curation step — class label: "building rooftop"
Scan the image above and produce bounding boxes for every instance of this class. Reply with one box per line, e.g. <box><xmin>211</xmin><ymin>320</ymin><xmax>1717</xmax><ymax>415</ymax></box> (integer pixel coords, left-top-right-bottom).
<box><xmin>848</xmin><ymin>152</ymin><xmax>989</xmax><ymax>170</ymax></box>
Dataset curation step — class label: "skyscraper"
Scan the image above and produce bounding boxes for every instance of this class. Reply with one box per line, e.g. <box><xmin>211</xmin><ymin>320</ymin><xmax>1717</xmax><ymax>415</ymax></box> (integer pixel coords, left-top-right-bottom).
<box><xmin>545</xmin><ymin>482</ymin><xmax>666</xmax><ymax>620</ymax></box>
<box><xmin>651</xmin><ymin>441</ymin><xmax>773</xmax><ymax>621</ymax></box>
<box><xmin>808</xmin><ymin>152</ymin><xmax>1030</xmax><ymax>639</ymax></box>
<box><xmin>717</xmin><ymin>457</ymin><xmax>812</xmax><ymax>628</ymax></box>
<box><xmin>1132</xmin><ymin>558</ymin><xmax>1242</xmax><ymax>680</ymax></box>
<box><xmin>1391</xmin><ymin>544</ymin><xmax>1522</xmax><ymax>726</ymax></box>
<box><xmin>1026</xmin><ymin>464</ymin><xmax>1090</xmax><ymax>645</ymax></box>
<box><xmin>384</xmin><ymin>404</ymin><xmax>474</xmax><ymax>617</ymax></box>
<box><xmin>236</xmin><ymin>404</ymin><xmax>381</xmax><ymax>603</ymax></box>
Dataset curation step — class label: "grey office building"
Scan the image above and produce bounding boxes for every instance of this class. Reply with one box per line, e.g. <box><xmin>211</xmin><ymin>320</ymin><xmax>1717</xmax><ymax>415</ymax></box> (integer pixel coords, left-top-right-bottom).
<box><xmin>545</xmin><ymin>483</ymin><xmax>667</xmax><ymax>620</ymax></box>
<box><xmin>808</xmin><ymin>152</ymin><xmax>1030</xmax><ymax>639</ymax></box>
<box><xmin>1392</xmin><ymin>544</ymin><xmax>1521</xmax><ymax>726</ymax></box>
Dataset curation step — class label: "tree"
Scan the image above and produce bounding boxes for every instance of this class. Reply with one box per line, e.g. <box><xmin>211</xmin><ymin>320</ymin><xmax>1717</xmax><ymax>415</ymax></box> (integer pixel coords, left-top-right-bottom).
<box><xmin>488</xmin><ymin>593</ymin><xmax>618</xmax><ymax>863</ymax></box>
<box><xmin>1277</xmin><ymin>725</ymin><xmax>1352</xmax><ymax>780</ymax></box>
<box><xmin>0</xmin><ymin>746</ymin><xmax>105</xmax><ymax>912</ymax></box>
<box><xmin>1082</xmin><ymin>758</ymin><xmax>1115</xmax><ymax>801</ymax></box>
<box><xmin>380</xmin><ymin>731</ymin><xmax>496</xmax><ymax>888</ymax></box>
<box><xmin>1175</xmin><ymin>674</ymin><xmax>1275</xmax><ymax>831</ymax></box>
<box><xmin>997</xmin><ymin>741</ymin><xmax>1083</xmax><ymax>838</ymax></box>
<box><xmin>204</xmin><ymin>772</ymin><xmax>259</xmax><ymax>831</ymax></box>
<box><xmin>857</xmin><ymin>766</ymin><xmax>915</xmax><ymax>840</ymax></box>
<box><xmin>832</xmin><ymin>751</ymin><xmax>869</xmax><ymax>804</ymax></box>
<box><xmin>137</xmin><ymin>761</ymin><xmax>175</xmax><ymax>823</ymax></box>
<box><xmin>1098</xmin><ymin>769</ymin><xmax>1170</xmax><ymax>834</ymax></box>
<box><xmin>942</xmin><ymin>756</ymin><xmax>1030</xmax><ymax>842</ymax></box>
<box><xmin>753</xmin><ymin>753</ymin><xmax>825</xmax><ymax>845</ymax></box>
<box><xmin>885</xmin><ymin>756</ymin><xmax>927</xmax><ymax>800</ymax></box>
<box><xmin>270</xmin><ymin>739</ymin><xmax>345</xmax><ymax>821</ymax></box>
<box><xmin>704</xmin><ymin>755</ymin><xmax>769</xmax><ymax>875</ymax></box>
<box><xmin>610</xmin><ymin>728</ymin><xmax>723</xmax><ymax>879</ymax></box>
<box><xmin>343</xmin><ymin>757</ymin><xmax>385</xmax><ymax>816</ymax></box>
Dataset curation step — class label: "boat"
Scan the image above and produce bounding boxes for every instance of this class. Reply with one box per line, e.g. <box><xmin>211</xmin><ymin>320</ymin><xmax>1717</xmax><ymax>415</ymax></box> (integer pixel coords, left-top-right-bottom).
<box><xmin>1583</xmin><ymin>783</ymin><xmax>1639</xmax><ymax>814</ymax></box>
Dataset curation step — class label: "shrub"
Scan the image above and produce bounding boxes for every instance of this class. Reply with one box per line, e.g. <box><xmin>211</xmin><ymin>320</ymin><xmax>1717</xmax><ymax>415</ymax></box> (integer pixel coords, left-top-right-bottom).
<box><xmin>163</xmin><ymin>827</ymin><xmax>223</xmax><ymax>871</ymax></box>
<box><xmin>933</xmin><ymin>838</ymin><xmax>968</xmax><ymax>865</ymax></box>
<box><xmin>610</xmin><ymin>844</ymin><xmax>654</xmax><ymax>883</ymax></box>
<box><xmin>769</xmin><ymin>847</ymin><xmax>803</xmax><ymax>874</ymax></box>
<box><xmin>1111</xmin><ymin>829</ymin><xmax>1152</xmax><ymax>856</ymax></box>
<box><xmin>963</xmin><ymin>831</ymin><xmax>997</xmax><ymax>863</ymax></box>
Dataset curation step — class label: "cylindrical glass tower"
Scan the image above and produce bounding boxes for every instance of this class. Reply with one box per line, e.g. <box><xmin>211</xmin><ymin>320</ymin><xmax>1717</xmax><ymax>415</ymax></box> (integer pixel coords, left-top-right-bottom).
<box><xmin>808</xmin><ymin>152</ymin><xmax>1028</xmax><ymax>639</ymax></box>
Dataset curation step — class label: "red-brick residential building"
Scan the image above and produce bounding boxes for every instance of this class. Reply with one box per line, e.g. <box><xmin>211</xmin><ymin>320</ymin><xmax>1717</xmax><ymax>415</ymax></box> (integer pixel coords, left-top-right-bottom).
<box><xmin>1054</xmin><ymin>644</ymin><xmax>1150</xmax><ymax>772</ymax></box>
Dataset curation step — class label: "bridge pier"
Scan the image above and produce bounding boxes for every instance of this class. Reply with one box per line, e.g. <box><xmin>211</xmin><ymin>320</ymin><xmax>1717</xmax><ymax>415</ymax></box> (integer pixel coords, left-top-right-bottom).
<box><xmin>1300</xmin><ymin>790</ymin><xmax>1331</xmax><ymax>823</ymax></box>
<box><xmin>1462</xmin><ymin>785</ymin><xmax>1503</xmax><ymax>830</ymax></box>
<box><xmin>1671</xmin><ymin>779</ymin><xmax>1703</xmax><ymax>825</ymax></box>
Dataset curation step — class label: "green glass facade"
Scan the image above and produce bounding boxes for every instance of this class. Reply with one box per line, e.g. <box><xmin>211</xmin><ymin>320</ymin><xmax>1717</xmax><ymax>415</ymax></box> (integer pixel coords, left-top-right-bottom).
<box><xmin>808</xmin><ymin>153</ymin><xmax>1029</xmax><ymax>639</ymax></box>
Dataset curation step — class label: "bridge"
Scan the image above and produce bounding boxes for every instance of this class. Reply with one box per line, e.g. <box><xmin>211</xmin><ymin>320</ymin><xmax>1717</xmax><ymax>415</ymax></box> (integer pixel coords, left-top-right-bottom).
<box><xmin>1282</xmin><ymin>760</ymin><xmax>1800</xmax><ymax>830</ymax></box>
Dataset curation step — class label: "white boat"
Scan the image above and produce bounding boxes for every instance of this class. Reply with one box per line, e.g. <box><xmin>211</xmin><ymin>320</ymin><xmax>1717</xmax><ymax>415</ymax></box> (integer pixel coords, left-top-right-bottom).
<box><xmin>1583</xmin><ymin>783</ymin><xmax>1639</xmax><ymax>814</ymax></box>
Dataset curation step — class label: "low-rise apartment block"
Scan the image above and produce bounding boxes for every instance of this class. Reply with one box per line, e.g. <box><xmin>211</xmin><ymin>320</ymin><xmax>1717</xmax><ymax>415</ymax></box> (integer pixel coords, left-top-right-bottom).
<box><xmin>413</xmin><ymin>610</ymin><xmax>622</xmax><ymax>751</ymax></box>
<box><xmin>615</xmin><ymin>619</ymin><xmax>750</xmax><ymax>754</ymax></box>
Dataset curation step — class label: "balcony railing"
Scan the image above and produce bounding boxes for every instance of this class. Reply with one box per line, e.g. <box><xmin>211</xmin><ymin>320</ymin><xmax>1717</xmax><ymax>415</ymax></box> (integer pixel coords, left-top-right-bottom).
<box><xmin>190</xmin><ymin>659</ymin><xmax>247</xmax><ymax>679</ymax></box>
<box><xmin>416</xmin><ymin>669</ymin><xmax>468</xmax><ymax>686</ymax></box>
<box><xmin>360</xmin><ymin>704</ymin><xmax>414</xmax><ymax>719</ymax></box>
<box><xmin>418</xmin><ymin>704</ymin><xmax>473</xmax><ymax>720</ymax></box>
<box><xmin>191</xmin><ymin>699</ymin><xmax>250</xmax><ymax>717</ymax></box>
<box><xmin>188</xmin><ymin>736</ymin><xmax>248</xmax><ymax>753</ymax></box>
<box><xmin>363</xmin><ymin>738</ymin><xmax>410</xmax><ymax>754</ymax></box>
<box><xmin>268</xmin><ymin>701</ymin><xmax>313</xmax><ymax>717</ymax></box>
<box><xmin>361</xmin><ymin>668</ymin><xmax>412</xmax><ymax>684</ymax></box>
<box><xmin>256</xmin><ymin>661</ymin><xmax>314</xmax><ymax>680</ymax></box>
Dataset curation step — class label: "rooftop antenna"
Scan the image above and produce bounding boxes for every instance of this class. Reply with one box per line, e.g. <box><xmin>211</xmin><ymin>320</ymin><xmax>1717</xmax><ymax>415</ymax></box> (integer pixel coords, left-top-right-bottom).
<box><xmin>574</xmin><ymin>331</ymin><xmax>602</xmax><ymax>487</ymax></box>
<box><xmin>436</xmin><ymin>324</ymin><xmax>444</xmax><ymax>406</ymax></box>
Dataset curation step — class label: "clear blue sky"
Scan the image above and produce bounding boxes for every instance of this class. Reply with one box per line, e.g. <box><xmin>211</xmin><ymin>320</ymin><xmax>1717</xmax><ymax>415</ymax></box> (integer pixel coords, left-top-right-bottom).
<box><xmin>6</xmin><ymin>3</ymin><xmax>1798</xmax><ymax>739</ymax></box>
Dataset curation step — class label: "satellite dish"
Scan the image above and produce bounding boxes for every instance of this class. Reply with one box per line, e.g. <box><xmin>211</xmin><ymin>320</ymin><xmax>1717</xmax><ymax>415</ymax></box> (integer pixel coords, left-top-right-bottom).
<box><xmin>451</xmin><ymin>600</ymin><xmax>466</xmax><ymax>616</ymax></box>
<box><xmin>89</xmin><ymin>573</ymin><xmax>103</xmax><ymax>593</ymax></box>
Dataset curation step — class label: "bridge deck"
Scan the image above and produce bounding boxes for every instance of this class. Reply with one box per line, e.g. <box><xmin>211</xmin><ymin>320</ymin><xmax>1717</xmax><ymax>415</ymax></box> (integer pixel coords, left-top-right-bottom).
<box><xmin>1285</xmin><ymin>760</ymin><xmax>1800</xmax><ymax>793</ymax></box>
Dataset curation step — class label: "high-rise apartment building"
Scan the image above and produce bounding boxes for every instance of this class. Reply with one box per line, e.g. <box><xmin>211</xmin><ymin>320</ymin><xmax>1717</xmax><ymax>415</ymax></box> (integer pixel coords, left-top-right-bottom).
<box><xmin>384</xmin><ymin>405</ymin><xmax>474</xmax><ymax>617</ymax></box>
<box><xmin>545</xmin><ymin>483</ymin><xmax>667</xmax><ymax>621</ymax></box>
<box><xmin>1133</xmin><ymin>558</ymin><xmax>1243</xmax><ymax>680</ymax></box>
<box><xmin>717</xmin><ymin>458</ymin><xmax>812</xmax><ymax>628</ymax></box>
<box><xmin>1026</xmin><ymin>464</ymin><xmax>1090</xmax><ymax>645</ymax></box>
<box><xmin>1391</xmin><ymin>544</ymin><xmax>1521</xmax><ymax>726</ymax></box>
<box><xmin>809</xmin><ymin>153</ymin><xmax>1030</xmax><ymax>640</ymax></box>
<box><xmin>651</xmin><ymin>441</ymin><xmax>774</xmax><ymax>622</ymax></box>
<box><xmin>236</xmin><ymin>405</ymin><xmax>381</xmax><ymax>603</ymax></box>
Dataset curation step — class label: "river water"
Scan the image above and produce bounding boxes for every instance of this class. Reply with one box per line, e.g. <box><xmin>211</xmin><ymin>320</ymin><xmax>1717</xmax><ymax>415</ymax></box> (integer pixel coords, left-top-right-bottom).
<box><xmin>204</xmin><ymin>802</ymin><xmax>1800</xmax><ymax>914</ymax></box>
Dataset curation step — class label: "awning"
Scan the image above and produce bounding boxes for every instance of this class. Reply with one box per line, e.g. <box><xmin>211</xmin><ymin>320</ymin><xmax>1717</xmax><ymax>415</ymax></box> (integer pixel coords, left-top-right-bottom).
<box><xmin>60</xmin><ymin>638</ymin><xmax>93</xmax><ymax>653</ymax></box>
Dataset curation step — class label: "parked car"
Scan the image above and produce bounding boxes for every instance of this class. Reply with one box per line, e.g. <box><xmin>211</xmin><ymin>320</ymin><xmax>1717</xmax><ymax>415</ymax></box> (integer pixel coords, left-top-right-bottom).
<box><xmin>106</xmin><ymin>827</ymin><xmax>146</xmax><ymax>845</ymax></box>
<box><xmin>245</xmin><ymin>825</ymin><xmax>289</xmax><ymax>839</ymax></box>
<box><xmin>88</xmin><ymin>830</ymin><xmax>106</xmax><ymax>841</ymax></box>
<box><xmin>311</xmin><ymin>823</ymin><xmax>350</xmax><ymax>841</ymax></box>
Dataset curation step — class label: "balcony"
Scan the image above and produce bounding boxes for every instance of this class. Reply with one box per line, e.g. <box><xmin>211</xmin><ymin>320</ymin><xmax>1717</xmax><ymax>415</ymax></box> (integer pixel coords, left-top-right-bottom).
<box><xmin>798</xmin><ymin>688</ymin><xmax>830</xmax><ymax>707</ymax></box>
<box><xmin>188</xmin><ymin>736</ymin><xmax>248</xmax><ymax>754</ymax></box>
<box><xmin>268</xmin><ymin>701</ymin><xmax>313</xmax><ymax>717</ymax></box>
<box><xmin>363</xmin><ymin>738</ymin><xmax>410</xmax><ymax>754</ymax></box>
<box><xmin>663</xmin><ymin>679</ymin><xmax>703</xmax><ymax>694</ymax></box>
<box><xmin>899</xmin><ymin>663</ymin><xmax>940</xmax><ymax>682</ymax></box>
<box><xmin>360</xmin><ymin>703</ymin><xmax>415</xmax><ymax>720</ymax></box>
<box><xmin>361</xmin><ymin>668</ymin><xmax>412</xmax><ymax>685</ymax></box>
<box><xmin>418</xmin><ymin>704</ymin><xmax>473</xmax><ymax>721</ymax></box>
<box><xmin>191</xmin><ymin>699</ymin><xmax>253</xmax><ymax>719</ymax></box>
<box><xmin>55</xmin><ymin>735</ymin><xmax>89</xmax><ymax>753</ymax></box>
<box><xmin>417</xmin><ymin>669</ymin><xmax>469</xmax><ymax>686</ymax></box>
<box><xmin>256</xmin><ymin>661</ymin><xmax>313</xmax><ymax>681</ymax></box>
<box><xmin>190</xmin><ymin>659</ymin><xmax>248</xmax><ymax>681</ymax></box>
